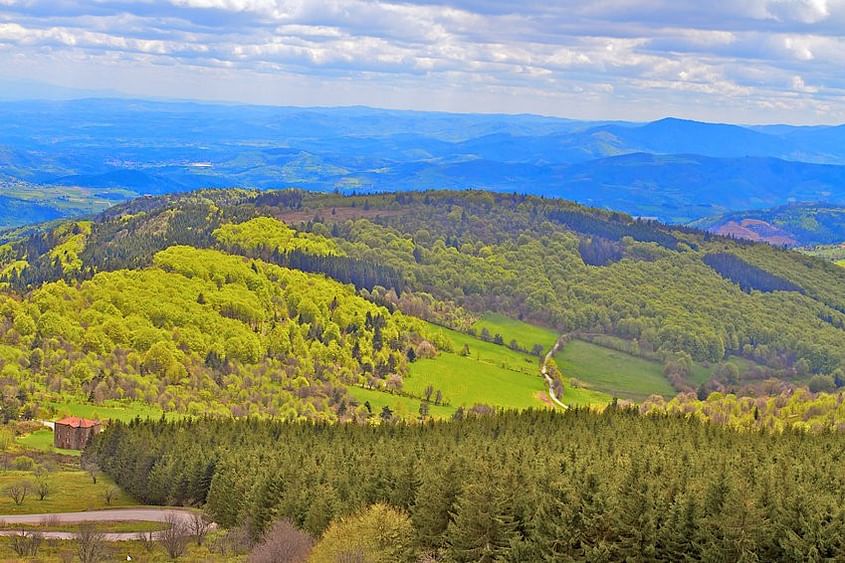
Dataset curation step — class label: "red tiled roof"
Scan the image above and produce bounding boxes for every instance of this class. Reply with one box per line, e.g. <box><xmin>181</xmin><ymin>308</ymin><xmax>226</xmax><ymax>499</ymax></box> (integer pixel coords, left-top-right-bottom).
<box><xmin>55</xmin><ymin>417</ymin><xmax>100</xmax><ymax>429</ymax></box>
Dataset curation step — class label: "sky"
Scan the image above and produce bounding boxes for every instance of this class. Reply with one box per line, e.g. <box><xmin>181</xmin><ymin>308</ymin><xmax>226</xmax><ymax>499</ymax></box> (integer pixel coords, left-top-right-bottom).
<box><xmin>0</xmin><ymin>0</ymin><xmax>842</xmax><ymax>124</ymax></box>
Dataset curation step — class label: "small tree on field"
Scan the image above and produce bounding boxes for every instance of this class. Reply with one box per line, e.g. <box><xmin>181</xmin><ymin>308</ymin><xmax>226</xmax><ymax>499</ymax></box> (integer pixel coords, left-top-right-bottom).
<box><xmin>81</xmin><ymin>460</ymin><xmax>99</xmax><ymax>484</ymax></box>
<box><xmin>36</xmin><ymin>479</ymin><xmax>50</xmax><ymax>501</ymax></box>
<box><xmin>423</xmin><ymin>384</ymin><xmax>434</xmax><ymax>402</ymax></box>
<box><xmin>103</xmin><ymin>486</ymin><xmax>118</xmax><ymax>505</ymax></box>
<box><xmin>188</xmin><ymin>511</ymin><xmax>213</xmax><ymax>545</ymax></box>
<box><xmin>10</xmin><ymin>531</ymin><xmax>42</xmax><ymax>557</ymax></box>
<box><xmin>76</xmin><ymin>523</ymin><xmax>107</xmax><ymax>563</ymax></box>
<box><xmin>6</xmin><ymin>480</ymin><xmax>31</xmax><ymax>505</ymax></box>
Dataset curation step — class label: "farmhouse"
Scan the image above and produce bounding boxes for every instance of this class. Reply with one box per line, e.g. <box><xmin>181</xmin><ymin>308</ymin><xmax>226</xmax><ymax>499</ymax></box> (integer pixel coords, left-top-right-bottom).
<box><xmin>54</xmin><ymin>417</ymin><xmax>101</xmax><ymax>450</ymax></box>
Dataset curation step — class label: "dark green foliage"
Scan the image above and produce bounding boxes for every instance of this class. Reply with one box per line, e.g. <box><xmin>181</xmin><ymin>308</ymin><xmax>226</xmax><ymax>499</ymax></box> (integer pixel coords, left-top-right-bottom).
<box><xmin>703</xmin><ymin>253</ymin><xmax>802</xmax><ymax>293</ymax></box>
<box><xmin>89</xmin><ymin>409</ymin><xmax>845</xmax><ymax>561</ymax></box>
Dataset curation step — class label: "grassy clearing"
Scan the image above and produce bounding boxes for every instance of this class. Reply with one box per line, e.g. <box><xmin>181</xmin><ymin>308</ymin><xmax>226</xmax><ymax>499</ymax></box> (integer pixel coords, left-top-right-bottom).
<box><xmin>555</xmin><ymin>339</ymin><xmax>675</xmax><ymax>402</ymax></box>
<box><xmin>560</xmin><ymin>386</ymin><xmax>613</xmax><ymax>408</ymax></box>
<box><xmin>471</xmin><ymin>313</ymin><xmax>559</xmax><ymax>353</ymax></box>
<box><xmin>407</xmin><ymin>352</ymin><xmax>548</xmax><ymax>411</ymax></box>
<box><xmin>47</xmin><ymin>400</ymin><xmax>172</xmax><ymax>423</ymax></box>
<box><xmin>0</xmin><ymin>471</ymin><xmax>137</xmax><ymax>515</ymax></box>
<box><xmin>347</xmin><ymin>386</ymin><xmax>455</xmax><ymax>420</ymax></box>
<box><xmin>427</xmin><ymin>323</ymin><xmax>540</xmax><ymax>376</ymax></box>
<box><xmin>16</xmin><ymin>429</ymin><xmax>80</xmax><ymax>457</ymax></box>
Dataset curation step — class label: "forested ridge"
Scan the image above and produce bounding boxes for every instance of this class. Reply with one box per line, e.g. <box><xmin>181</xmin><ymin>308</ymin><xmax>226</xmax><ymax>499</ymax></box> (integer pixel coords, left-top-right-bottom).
<box><xmin>88</xmin><ymin>409</ymin><xmax>845</xmax><ymax>561</ymax></box>
<box><xmin>2</xmin><ymin>188</ymin><xmax>845</xmax><ymax>417</ymax></box>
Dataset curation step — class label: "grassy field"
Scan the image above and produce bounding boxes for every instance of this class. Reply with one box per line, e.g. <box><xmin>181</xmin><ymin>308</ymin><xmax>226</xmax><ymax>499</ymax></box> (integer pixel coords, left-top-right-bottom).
<box><xmin>406</xmin><ymin>352</ymin><xmax>548</xmax><ymax>411</ymax></box>
<box><xmin>555</xmin><ymin>339</ymin><xmax>675</xmax><ymax>402</ymax></box>
<box><xmin>470</xmin><ymin>313</ymin><xmax>559</xmax><ymax>353</ymax></box>
<box><xmin>427</xmin><ymin>323</ymin><xmax>541</xmax><ymax>376</ymax></box>
<box><xmin>0</xmin><ymin>538</ymin><xmax>239</xmax><ymax>562</ymax></box>
<box><xmin>47</xmin><ymin>400</ymin><xmax>171</xmax><ymax>422</ymax></box>
<box><xmin>0</xmin><ymin>471</ymin><xmax>138</xmax><ymax>515</ymax></box>
<box><xmin>16</xmin><ymin>429</ymin><xmax>81</xmax><ymax>457</ymax></box>
<box><xmin>347</xmin><ymin>386</ymin><xmax>455</xmax><ymax>420</ymax></box>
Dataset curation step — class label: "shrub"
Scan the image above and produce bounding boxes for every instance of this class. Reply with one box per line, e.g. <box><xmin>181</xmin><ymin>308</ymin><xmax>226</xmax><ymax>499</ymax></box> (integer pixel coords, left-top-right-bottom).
<box><xmin>12</xmin><ymin>456</ymin><xmax>34</xmax><ymax>471</ymax></box>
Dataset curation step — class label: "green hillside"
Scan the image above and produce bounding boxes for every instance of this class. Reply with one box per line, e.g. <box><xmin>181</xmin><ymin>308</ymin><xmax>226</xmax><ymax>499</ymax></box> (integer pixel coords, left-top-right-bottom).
<box><xmin>0</xmin><ymin>189</ymin><xmax>844</xmax><ymax>419</ymax></box>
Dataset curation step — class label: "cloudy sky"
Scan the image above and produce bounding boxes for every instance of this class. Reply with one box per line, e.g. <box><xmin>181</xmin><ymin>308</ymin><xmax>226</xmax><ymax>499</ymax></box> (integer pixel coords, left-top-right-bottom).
<box><xmin>0</xmin><ymin>0</ymin><xmax>842</xmax><ymax>123</ymax></box>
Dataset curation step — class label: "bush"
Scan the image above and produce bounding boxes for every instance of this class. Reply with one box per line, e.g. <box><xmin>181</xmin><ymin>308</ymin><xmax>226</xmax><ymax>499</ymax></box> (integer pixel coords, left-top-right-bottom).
<box><xmin>809</xmin><ymin>375</ymin><xmax>836</xmax><ymax>393</ymax></box>
<box><xmin>309</xmin><ymin>504</ymin><xmax>415</xmax><ymax>563</ymax></box>
<box><xmin>248</xmin><ymin>519</ymin><xmax>314</xmax><ymax>563</ymax></box>
<box><xmin>12</xmin><ymin>456</ymin><xmax>34</xmax><ymax>471</ymax></box>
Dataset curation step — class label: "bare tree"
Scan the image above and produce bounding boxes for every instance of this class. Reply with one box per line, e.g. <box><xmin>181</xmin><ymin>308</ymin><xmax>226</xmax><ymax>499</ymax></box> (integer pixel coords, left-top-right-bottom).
<box><xmin>137</xmin><ymin>530</ymin><xmax>156</xmax><ymax>552</ymax></box>
<box><xmin>10</xmin><ymin>530</ymin><xmax>42</xmax><ymax>557</ymax></box>
<box><xmin>81</xmin><ymin>460</ymin><xmax>99</xmax><ymax>484</ymax></box>
<box><xmin>248</xmin><ymin>519</ymin><xmax>315</xmax><ymax>563</ymax></box>
<box><xmin>188</xmin><ymin>511</ymin><xmax>213</xmax><ymax>545</ymax></box>
<box><xmin>103</xmin><ymin>486</ymin><xmax>118</xmax><ymax>505</ymax></box>
<box><xmin>160</xmin><ymin>512</ymin><xmax>190</xmax><ymax>559</ymax></box>
<box><xmin>40</xmin><ymin>515</ymin><xmax>60</xmax><ymax>528</ymax></box>
<box><xmin>6</xmin><ymin>480</ymin><xmax>31</xmax><ymax>505</ymax></box>
<box><xmin>76</xmin><ymin>523</ymin><xmax>107</xmax><ymax>563</ymax></box>
<box><xmin>210</xmin><ymin>525</ymin><xmax>252</xmax><ymax>557</ymax></box>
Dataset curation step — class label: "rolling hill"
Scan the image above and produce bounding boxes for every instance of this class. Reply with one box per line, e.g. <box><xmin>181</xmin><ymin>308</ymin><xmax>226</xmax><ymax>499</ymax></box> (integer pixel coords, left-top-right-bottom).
<box><xmin>1</xmin><ymin>188</ymin><xmax>844</xmax><ymax>422</ymax></box>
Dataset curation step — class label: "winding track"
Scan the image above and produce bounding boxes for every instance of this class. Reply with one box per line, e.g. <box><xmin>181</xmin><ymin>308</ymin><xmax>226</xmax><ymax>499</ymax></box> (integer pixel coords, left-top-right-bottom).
<box><xmin>0</xmin><ymin>508</ymin><xmax>203</xmax><ymax>541</ymax></box>
<box><xmin>541</xmin><ymin>337</ymin><xmax>568</xmax><ymax>410</ymax></box>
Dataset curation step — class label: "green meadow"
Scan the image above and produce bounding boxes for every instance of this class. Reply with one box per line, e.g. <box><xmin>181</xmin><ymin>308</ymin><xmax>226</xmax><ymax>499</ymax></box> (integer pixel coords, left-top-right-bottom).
<box><xmin>470</xmin><ymin>312</ymin><xmax>559</xmax><ymax>352</ymax></box>
<box><xmin>347</xmin><ymin>386</ymin><xmax>455</xmax><ymax>420</ymax></box>
<box><xmin>406</xmin><ymin>351</ymin><xmax>548</xmax><ymax>411</ymax></box>
<box><xmin>47</xmin><ymin>400</ymin><xmax>174</xmax><ymax>422</ymax></box>
<box><xmin>16</xmin><ymin>428</ymin><xmax>81</xmax><ymax>457</ymax></box>
<box><xmin>555</xmin><ymin>339</ymin><xmax>675</xmax><ymax>402</ymax></box>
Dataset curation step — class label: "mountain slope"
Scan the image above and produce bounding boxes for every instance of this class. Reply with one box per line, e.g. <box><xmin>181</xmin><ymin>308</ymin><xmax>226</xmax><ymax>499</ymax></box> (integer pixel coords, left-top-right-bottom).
<box><xmin>2</xmin><ymin>189</ymin><xmax>844</xmax><ymax>419</ymax></box>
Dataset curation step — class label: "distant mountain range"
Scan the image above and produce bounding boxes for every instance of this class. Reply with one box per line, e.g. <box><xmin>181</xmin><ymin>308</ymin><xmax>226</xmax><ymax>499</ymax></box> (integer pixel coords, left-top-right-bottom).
<box><xmin>1</xmin><ymin>98</ymin><xmax>845</xmax><ymax>228</ymax></box>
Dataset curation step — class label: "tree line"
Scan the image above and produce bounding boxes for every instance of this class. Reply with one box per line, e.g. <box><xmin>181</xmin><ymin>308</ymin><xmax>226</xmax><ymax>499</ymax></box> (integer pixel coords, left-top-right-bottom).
<box><xmin>87</xmin><ymin>408</ymin><xmax>845</xmax><ymax>561</ymax></box>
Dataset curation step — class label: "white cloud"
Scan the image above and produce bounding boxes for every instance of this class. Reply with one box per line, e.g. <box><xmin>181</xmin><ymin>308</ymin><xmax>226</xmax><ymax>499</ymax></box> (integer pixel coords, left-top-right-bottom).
<box><xmin>0</xmin><ymin>0</ymin><xmax>841</xmax><ymax>123</ymax></box>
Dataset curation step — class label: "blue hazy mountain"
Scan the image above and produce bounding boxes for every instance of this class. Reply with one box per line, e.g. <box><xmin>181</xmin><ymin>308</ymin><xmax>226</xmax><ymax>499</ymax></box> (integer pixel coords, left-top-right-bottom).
<box><xmin>1</xmin><ymin>98</ymin><xmax>845</xmax><ymax>228</ymax></box>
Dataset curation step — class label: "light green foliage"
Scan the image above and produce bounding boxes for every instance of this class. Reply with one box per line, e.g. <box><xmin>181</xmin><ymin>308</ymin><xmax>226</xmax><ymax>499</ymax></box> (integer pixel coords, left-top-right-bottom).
<box><xmin>309</xmin><ymin>504</ymin><xmax>416</xmax><ymax>563</ymax></box>
<box><xmin>646</xmin><ymin>388</ymin><xmax>845</xmax><ymax>433</ymax></box>
<box><xmin>48</xmin><ymin>221</ymin><xmax>91</xmax><ymax>274</ymax></box>
<box><xmin>555</xmin><ymin>339</ymin><xmax>675</xmax><ymax>401</ymax></box>
<box><xmin>0</xmin><ymin>246</ymin><xmax>426</xmax><ymax>418</ymax></box>
<box><xmin>214</xmin><ymin>216</ymin><xmax>342</xmax><ymax>256</ymax></box>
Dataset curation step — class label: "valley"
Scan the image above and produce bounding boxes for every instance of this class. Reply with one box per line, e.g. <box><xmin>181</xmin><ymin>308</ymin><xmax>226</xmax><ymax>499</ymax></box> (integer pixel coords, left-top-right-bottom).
<box><xmin>0</xmin><ymin>187</ymin><xmax>844</xmax><ymax>561</ymax></box>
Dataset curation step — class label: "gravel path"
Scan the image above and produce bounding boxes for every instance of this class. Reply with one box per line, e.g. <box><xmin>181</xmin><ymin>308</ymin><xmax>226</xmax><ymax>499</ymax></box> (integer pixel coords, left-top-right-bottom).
<box><xmin>0</xmin><ymin>508</ymin><xmax>204</xmax><ymax>541</ymax></box>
